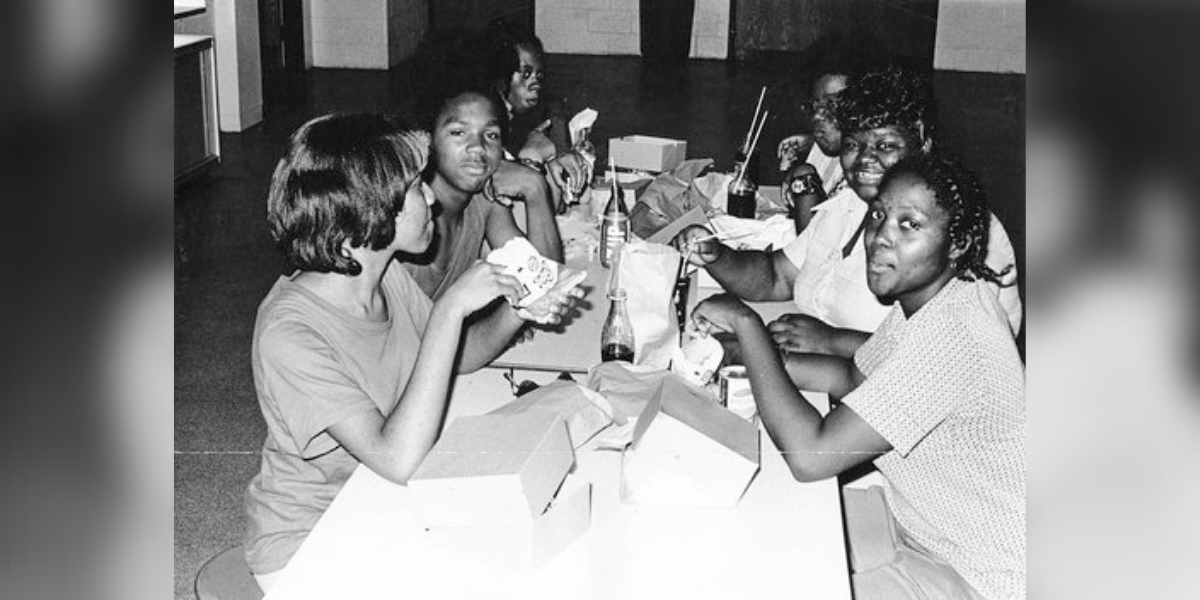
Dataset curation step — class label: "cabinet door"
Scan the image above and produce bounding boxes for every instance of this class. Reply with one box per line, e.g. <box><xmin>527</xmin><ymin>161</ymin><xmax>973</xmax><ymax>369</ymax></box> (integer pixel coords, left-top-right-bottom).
<box><xmin>174</xmin><ymin>50</ymin><xmax>207</xmax><ymax>180</ymax></box>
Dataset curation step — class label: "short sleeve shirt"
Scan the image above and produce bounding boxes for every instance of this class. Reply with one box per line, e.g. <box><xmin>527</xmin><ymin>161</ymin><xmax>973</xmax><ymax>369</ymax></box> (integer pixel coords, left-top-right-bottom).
<box><xmin>781</xmin><ymin>188</ymin><xmax>1024</xmax><ymax>335</ymax></box>
<box><xmin>243</xmin><ymin>263</ymin><xmax>433</xmax><ymax>574</ymax></box>
<box><xmin>843</xmin><ymin>278</ymin><xmax>1026</xmax><ymax>600</ymax></box>
<box><xmin>405</xmin><ymin>197</ymin><xmax>490</xmax><ymax>300</ymax></box>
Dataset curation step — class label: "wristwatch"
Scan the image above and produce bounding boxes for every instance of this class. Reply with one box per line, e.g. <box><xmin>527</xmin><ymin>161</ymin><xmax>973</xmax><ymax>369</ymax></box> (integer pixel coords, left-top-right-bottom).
<box><xmin>787</xmin><ymin>172</ymin><xmax>824</xmax><ymax>197</ymax></box>
<box><xmin>519</xmin><ymin>156</ymin><xmax>547</xmax><ymax>175</ymax></box>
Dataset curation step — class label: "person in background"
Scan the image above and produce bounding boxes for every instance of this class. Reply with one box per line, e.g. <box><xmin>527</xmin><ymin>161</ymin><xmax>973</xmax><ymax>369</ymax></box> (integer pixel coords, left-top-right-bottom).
<box><xmin>678</xmin><ymin>65</ymin><xmax>1023</xmax><ymax>358</ymax></box>
<box><xmin>690</xmin><ymin>155</ymin><xmax>1025</xmax><ymax>600</ymax></box>
<box><xmin>776</xmin><ymin>72</ymin><xmax>850</xmax><ymax>233</ymax></box>
<box><xmin>474</xmin><ymin>19</ymin><xmax>590</xmax><ymax>206</ymax></box>
<box><xmin>777</xmin><ymin>69</ymin><xmax>851</xmax><ymax>192</ymax></box>
<box><xmin>243</xmin><ymin>113</ymin><xmax>581</xmax><ymax>592</ymax></box>
<box><xmin>405</xmin><ymin>80</ymin><xmax>564</xmax><ymax>301</ymax></box>
<box><xmin>775</xmin><ymin>39</ymin><xmax>882</xmax><ymax>231</ymax></box>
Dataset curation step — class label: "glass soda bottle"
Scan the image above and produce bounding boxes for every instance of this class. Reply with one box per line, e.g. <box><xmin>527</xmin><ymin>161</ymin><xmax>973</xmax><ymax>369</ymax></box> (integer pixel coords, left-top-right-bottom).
<box><xmin>727</xmin><ymin>172</ymin><xmax>758</xmax><ymax>219</ymax></box>
<box><xmin>599</xmin><ymin>165</ymin><xmax>629</xmax><ymax>268</ymax></box>
<box><xmin>600</xmin><ymin>288</ymin><xmax>635</xmax><ymax>362</ymax></box>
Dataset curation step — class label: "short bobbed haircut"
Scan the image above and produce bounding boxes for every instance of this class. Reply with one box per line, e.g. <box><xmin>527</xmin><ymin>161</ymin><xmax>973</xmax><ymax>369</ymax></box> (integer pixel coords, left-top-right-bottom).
<box><xmin>267</xmin><ymin>113</ymin><xmax>428</xmax><ymax>275</ymax></box>
<box><xmin>835</xmin><ymin>64</ymin><xmax>937</xmax><ymax>147</ymax></box>
<box><xmin>880</xmin><ymin>154</ymin><xmax>1011</xmax><ymax>285</ymax></box>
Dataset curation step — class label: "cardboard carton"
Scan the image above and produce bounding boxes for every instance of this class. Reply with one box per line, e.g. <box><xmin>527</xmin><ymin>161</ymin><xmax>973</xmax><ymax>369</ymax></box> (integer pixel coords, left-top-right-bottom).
<box><xmin>409</xmin><ymin>412</ymin><xmax>574</xmax><ymax>528</ymax></box>
<box><xmin>621</xmin><ymin>374</ymin><xmax>760</xmax><ymax>507</ymax></box>
<box><xmin>609</xmin><ymin>135</ymin><xmax>687</xmax><ymax>173</ymax></box>
<box><xmin>419</xmin><ymin>475</ymin><xmax>592</xmax><ymax>570</ymax></box>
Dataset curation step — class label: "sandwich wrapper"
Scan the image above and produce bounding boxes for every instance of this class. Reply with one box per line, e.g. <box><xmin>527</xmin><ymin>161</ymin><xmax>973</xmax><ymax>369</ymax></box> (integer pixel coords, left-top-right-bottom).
<box><xmin>408</xmin><ymin>411</ymin><xmax>591</xmax><ymax>569</ymax></box>
<box><xmin>620</xmin><ymin>374</ymin><xmax>761</xmax><ymax>508</ymax></box>
<box><xmin>485</xmin><ymin>238</ymin><xmax>587</xmax><ymax>319</ymax></box>
<box><xmin>670</xmin><ymin>334</ymin><xmax>725</xmax><ymax>387</ymax></box>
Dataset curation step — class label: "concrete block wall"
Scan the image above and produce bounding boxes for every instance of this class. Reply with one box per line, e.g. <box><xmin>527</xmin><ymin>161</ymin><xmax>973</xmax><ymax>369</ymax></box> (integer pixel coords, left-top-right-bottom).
<box><xmin>537</xmin><ymin>0</ymin><xmax>728</xmax><ymax>59</ymax></box>
<box><xmin>307</xmin><ymin>0</ymin><xmax>426</xmax><ymax>69</ymax></box>
<box><xmin>934</xmin><ymin>0</ymin><xmax>1025</xmax><ymax>73</ymax></box>
<box><xmin>310</xmin><ymin>0</ymin><xmax>390</xmax><ymax>69</ymax></box>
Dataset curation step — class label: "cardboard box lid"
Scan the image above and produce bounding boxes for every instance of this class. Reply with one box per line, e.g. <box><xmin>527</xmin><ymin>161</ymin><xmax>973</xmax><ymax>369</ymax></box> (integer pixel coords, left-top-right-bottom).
<box><xmin>616</xmin><ymin>135</ymin><xmax>686</xmax><ymax>147</ymax></box>
<box><xmin>624</xmin><ymin>374</ymin><xmax>761</xmax><ymax>507</ymax></box>
<box><xmin>632</xmin><ymin>375</ymin><xmax>759</xmax><ymax>464</ymax></box>
<box><xmin>409</xmin><ymin>412</ymin><xmax>575</xmax><ymax>526</ymax></box>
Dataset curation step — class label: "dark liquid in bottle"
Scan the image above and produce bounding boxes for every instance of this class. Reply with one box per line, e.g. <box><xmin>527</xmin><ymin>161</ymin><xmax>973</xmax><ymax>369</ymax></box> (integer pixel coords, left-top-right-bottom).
<box><xmin>601</xmin><ymin>343</ymin><xmax>634</xmax><ymax>362</ymax></box>
<box><xmin>727</xmin><ymin>190</ymin><xmax>756</xmax><ymax>219</ymax></box>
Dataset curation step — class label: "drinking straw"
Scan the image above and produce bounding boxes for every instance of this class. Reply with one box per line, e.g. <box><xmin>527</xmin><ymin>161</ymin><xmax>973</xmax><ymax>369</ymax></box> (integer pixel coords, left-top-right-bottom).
<box><xmin>608</xmin><ymin>241</ymin><xmax>623</xmax><ymax>295</ymax></box>
<box><xmin>743</xmin><ymin>86</ymin><xmax>768</xmax><ymax>155</ymax></box>
<box><xmin>733</xmin><ymin>109</ymin><xmax>770</xmax><ymax>188</ymax></box>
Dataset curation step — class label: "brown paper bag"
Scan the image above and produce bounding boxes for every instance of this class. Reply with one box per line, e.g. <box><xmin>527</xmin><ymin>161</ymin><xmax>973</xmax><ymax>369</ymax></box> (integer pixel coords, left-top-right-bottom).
<box><xmin>614</xmin><ymin>240</ymin><xmax>681</xmax><ymax>370</ymax></box>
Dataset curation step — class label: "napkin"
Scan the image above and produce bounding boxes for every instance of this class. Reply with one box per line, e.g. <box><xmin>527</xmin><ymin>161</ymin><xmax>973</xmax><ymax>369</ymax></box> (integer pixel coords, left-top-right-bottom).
<box><xmin>568</xmin><ymin>108</ymin><xmax>598</xmax><ymax>147</ymax></box>
<box><xmin>670</xmin><ymin>335</ymin><xmax>725</xmax><ymax>387</ymax></box>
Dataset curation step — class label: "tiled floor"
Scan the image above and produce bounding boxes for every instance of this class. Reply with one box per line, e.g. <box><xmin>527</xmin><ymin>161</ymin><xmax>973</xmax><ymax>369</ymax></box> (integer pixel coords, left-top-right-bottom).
<box><xmin>174</xmin><ymin>54</ymin><xmax>1024</xmax><ymax>599</ymax></box>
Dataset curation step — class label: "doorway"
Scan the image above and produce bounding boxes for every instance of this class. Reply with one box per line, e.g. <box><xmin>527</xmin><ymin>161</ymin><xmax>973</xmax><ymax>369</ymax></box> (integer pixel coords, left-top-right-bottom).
<box><xmin>259</xmin><ymin>0</ymin><xmax>306</xmax><ymax>114</ymax></box>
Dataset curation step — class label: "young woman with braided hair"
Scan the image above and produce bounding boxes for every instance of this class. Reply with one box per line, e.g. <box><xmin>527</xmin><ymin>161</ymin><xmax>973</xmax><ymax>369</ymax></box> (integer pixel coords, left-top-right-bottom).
<box><xmin>690</xmin><ymin>154</ymin><xmax>1025</xmax><ymax>600</ymax></box>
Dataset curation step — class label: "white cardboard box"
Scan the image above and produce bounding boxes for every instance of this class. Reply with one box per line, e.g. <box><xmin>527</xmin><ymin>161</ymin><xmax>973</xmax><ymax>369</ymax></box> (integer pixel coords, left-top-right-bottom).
<box><xmin>621</xmin><ymin>374</ymin><xmax>761</xmax><ymax>507</ymax></box>
<box><xmin>409</xmin><ymin>412</ymin><xmax>575</xmax><ymax>528</ymax></box>
<box><xmin>609</xmin><ymin>135</ymin><xmax>687</xmax><ymax>173</ymax></box>
<box><xmin>418</xmin><ymin>475</ymin><xmax>593</xmax><ymax>570</ymax></box>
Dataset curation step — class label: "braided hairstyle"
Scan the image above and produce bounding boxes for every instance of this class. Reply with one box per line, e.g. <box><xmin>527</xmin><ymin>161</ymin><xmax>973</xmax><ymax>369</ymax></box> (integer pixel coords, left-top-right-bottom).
<box><xmin>835</xmin><ymin>64</ymin><xmax>937</xmax><ymax>147</ymax></box>
<box><xmin>882</xmin><ymin>154</ymin><xmax>1013</xmax><ymax>285</ymax></box>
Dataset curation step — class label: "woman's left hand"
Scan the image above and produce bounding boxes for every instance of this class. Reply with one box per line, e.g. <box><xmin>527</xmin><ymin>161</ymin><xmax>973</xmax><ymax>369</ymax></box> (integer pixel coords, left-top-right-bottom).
<box><xmin>689</xmin><ymin>293</ymin><xmax>761</xmax><ymax>338</ymax></box>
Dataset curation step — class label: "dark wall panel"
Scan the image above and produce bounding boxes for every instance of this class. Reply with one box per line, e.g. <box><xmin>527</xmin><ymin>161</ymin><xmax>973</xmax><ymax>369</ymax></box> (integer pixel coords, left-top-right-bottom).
<box><xmin>732</xmin><ymin>0</ymin><xmax>938</xmax><ymax>65</ymax></box>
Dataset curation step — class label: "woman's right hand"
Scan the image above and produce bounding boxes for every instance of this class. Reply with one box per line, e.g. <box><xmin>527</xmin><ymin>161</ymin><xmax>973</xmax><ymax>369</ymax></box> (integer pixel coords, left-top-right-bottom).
<box><xmin>441</xmin><ymin>261</ymin><xmax>524</xmax><ymax>317</ymax></box>
<box><xmin>777</xmin><ymin>134</ymin><xmax>814</xmax><ymax>172</ymax></box>
<box><xmin>673</xmin><ymin>225</ymin><xmax>724</xmax><ymax>266</ymax></box>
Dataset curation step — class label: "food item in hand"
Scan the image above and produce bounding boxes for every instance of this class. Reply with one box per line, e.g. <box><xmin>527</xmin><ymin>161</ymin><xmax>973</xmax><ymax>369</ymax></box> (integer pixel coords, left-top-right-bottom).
<box><xmin>485</xmin><ymin>237</ymin><xmax>560</xmax><ymax>307</ymax></box>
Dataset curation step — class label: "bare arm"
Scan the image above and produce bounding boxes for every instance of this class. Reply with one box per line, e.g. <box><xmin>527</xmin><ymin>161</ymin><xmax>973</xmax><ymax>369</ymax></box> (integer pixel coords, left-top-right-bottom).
<box><xmin>692</xmin><ymin>295</ymin><xmax>891</xmax><ymax>482</ymax></box>
<box><xmin>489</xmin><ymin>161</ymin><xmax>564</xmax><ymax>261</ymax></box>
<box><xmin>706</xmin><ymin>246</ymin><xmax>800</xmax><ymax>303</ymax></box>
<box><xmin>326</xmin><ymin>264</ymin><xmax>525</xmax><ymax>483</ymax></box>
<box><xmin>676</xmin><ymin>226</ymin><xmax>798</xmax><ymax>303</ymax></box>
<box><xmin>767</xmin><ymin>313</ymin><xmax>871</xmax><ymax>359</ymax></box>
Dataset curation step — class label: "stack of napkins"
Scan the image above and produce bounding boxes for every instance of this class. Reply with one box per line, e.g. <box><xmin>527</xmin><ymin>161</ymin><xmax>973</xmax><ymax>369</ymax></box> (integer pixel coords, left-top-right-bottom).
<box><xmin>408</xmin><ymin>412</ymin><xmax>592</xmax><ymax>569</ymax></box>
<box><xmin>621</xmin><ymin>374</ymin><xmax>761</xmax><ymax>508</ymax></box>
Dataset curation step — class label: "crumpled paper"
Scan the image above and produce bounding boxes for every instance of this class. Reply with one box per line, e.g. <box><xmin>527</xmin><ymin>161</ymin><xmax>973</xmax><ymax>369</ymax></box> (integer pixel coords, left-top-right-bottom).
<box><xmin>670</xmin><ymin>334</ymin><xmax>725</xmax><ymax>387</ymax></box>
<box><xmin>629</xmin><ymin>159</ymin><xmax>716</xmax><ymax>240</ymax></box>
<box><xmin>585</xmin><ymin>361</ymin><xmax>670</xmax><ymax>426</ymax></box>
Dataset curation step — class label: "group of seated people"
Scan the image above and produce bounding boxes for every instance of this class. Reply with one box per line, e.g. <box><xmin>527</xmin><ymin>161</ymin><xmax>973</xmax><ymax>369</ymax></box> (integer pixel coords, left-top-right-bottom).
<box><xmin>686</xmin><ymin>63</ymin><xmax>1025</xmax><ymax>599</ymax></box>
<box><xmin>242</xmin><ymin>21</ymin><xmax>1025</xmax><ymax>600</ymax></box>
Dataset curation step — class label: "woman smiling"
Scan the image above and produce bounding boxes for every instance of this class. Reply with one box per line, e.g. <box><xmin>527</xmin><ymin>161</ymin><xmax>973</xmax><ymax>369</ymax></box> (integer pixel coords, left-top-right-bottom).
<box><xmin>690</xmin><ymin>155</ymin><xmax>1024</xmax><ymax>600</ymax></box>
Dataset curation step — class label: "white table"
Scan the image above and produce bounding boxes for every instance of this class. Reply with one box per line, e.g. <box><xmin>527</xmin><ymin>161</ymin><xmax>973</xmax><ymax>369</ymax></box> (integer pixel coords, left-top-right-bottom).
<box><xmin>265</xmin><ymin>212</ymin><xmax>851</xmax><ymax>599</ymax></box>
<box><xmin>491</xmin><ymin>256</ymin><xmax>611</xmax><ymax>374</ymax></box>
<box><xmin>265</xmin><ymin>370</ymin><xmax>851</xmax><ymax>600</ymax></box>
